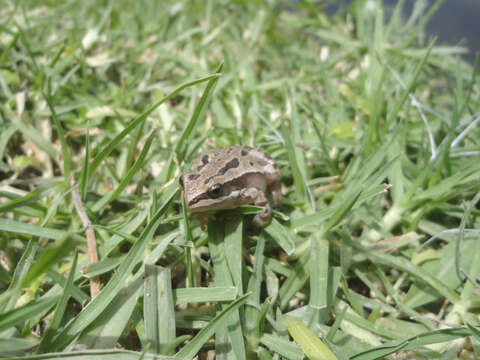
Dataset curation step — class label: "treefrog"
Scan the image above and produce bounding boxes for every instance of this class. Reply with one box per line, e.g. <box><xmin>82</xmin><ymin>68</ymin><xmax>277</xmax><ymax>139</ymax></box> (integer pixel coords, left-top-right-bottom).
<box><xmin>180</xmin><ymin>145</ymin><xmax>282</xmax><ymax>227</ymax></box>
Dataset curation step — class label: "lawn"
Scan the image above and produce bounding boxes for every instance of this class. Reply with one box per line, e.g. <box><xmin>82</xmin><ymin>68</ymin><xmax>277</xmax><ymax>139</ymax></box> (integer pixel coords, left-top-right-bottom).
<box><xmin>0</xmin><ymin>0</ymin><xmax>479</xmax><ymax>359</ymax></box>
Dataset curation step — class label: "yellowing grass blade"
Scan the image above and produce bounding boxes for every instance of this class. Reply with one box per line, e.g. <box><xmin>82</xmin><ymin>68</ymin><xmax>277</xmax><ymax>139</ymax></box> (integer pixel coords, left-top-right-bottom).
<box><xmin>283</xmin><ymin>315</ymin><xmax>338</xmax><ymax>360</ymax></box>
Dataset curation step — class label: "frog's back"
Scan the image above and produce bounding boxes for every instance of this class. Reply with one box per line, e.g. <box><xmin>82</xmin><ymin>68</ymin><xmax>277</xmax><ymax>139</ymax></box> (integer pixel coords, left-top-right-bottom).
<box><xmin>184</xmin><ymin>145</ymin><xmax>280</xmax><ymax>196</ymax></box>
<box><xmin>236</xmin><ymin>146</ymin><xmax>280</xmax><ymax>184</ymax></box>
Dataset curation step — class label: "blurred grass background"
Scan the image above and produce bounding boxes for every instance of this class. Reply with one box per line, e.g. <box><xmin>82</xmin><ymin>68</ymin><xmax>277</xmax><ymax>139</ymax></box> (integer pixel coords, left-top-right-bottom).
<box><xmin>0</xmin><ymin>0</ymin><xmax>479</xmax><ymax>359</ymax></box>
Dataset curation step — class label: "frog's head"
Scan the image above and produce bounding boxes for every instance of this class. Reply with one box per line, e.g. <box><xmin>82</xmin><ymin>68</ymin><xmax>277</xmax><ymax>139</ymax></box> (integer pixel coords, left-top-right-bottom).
<box><xmin>180</xmin><ymin>169</ymin><xmax>244</xmax><ymax>213</ymax></box>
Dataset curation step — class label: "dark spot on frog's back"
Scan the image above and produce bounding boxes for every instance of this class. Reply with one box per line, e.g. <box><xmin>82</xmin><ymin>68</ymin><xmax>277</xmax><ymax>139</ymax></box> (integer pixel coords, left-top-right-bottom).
<box><xmin>196</xmin><ymin>155</ymin><xmax>210</xmax><ymax>171</ymax></box>
<box><xmin>217</xmin><ymin>157</ymin><xmax>240</xmax><ymax>176</ymax></box>
<box><xmin>241</xmin><ymin>149</ymin><xmax>249</xmax><ymax>156</ymax></box>
<box><xmin>188</xmin><ymin>173</ymin><xmax>200</xmax><ymax>181</ymax></box>
<box><xmin>204</xmin><ymin>157</ymin><xmax>240</xmax><ymax>185</ymax></box>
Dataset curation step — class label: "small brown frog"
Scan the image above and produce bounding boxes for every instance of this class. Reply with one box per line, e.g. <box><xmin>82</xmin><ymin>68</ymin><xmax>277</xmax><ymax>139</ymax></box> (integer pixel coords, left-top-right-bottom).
<box><xmin>180</xmin><ymin>145</ymin><xmax>282</xmax><ymax>227</ymax></box>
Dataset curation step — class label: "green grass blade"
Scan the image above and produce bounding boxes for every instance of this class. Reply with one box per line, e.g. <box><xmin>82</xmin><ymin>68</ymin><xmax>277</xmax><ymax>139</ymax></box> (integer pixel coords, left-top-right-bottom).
<box><xmin>0</xmin><ymin>181</ymin><xmax>63</xmax><ymax>213</ymax></box>
<box><xmin>165</xmin><ymin>63</ymin><xmax>223</xmax><ymax>180</ymax></box>
<box><xmin>245</xmin><ymin>235</ymin><xmax>266</xmax><ymax>353</ymax></box>
<box><xmin>10</xmin><ymin>121</ymin><xmax>57</xmax><ymax>160</ymax></box>
<box><xmin>386</xmin><ymin>38</ymin><xmax>435</xmax><ymax>125</ymax></box>
<box><xmin>46</xmin><ymin>270</ymin><xmax>89</xmax><ymax>304</ymax></box>
<box><xmin>1</xmin><ymin>239</ymin><xmax>38</xmax><ymax>312</ymax></box>
<box><xmin>91</xmin><ymin>132</ymin><xmax>154</xmax><ymax>212</ymax></box>
<box><xmin>224</xmin><ymin>217</ymin><xmax>243</xmax><ymax>295</ymax></box>
<box><xmin>207</xmin><ymin>217</ymin><xmax>246</xmax><ymax>360</ymax></box>
<box><xmin>460</xmin><ymin>194</ymin><xmax>480</xmax><ymax>301</ymax></box>
<box><xmin>0</xmin><ymin>296</ymin><xmax>58</xmax><ymax>332</ymax></box>
<box><xmin>265</xmin><ymin>219</ymin><xmax>295</xmax><ymax>255</ymax></box>
<box><xmin>37</xmin><ymin>251</ymin><xmax>78</xmax><ymax>353</ymax></box>
<box><xmin>22</xmin><ymin>239</ymin><xmax>77</xmax><ymax>288</ymax></box>
<box><xmin>173</xmin><ymin>287</ymin><xmax>237</xmax><ymax>305</ymax></box>
<box><xmin>44</xmin><ymin>92</ymin><xmax>71</xmax><ymax>181</ymax></box>
<box><xmin>309</xmin><ymin>235</ymin><xmax>329</xmax><ymax>323</ymax></box>
<box><xmin>0</xmin><ymin>337</ymin><xmax>38</xmax><ymax>355</ymax></box>
<box><xmin>404</xmin><ymin>236</ymin><xmax>477</xmax><ymax>308</ymax></box>
<box><xmin>364</xmin><ymin>248</ymin><xmax>460</xmax><ymax>303</ymax></box>
<box><xmin>282</xmin><ymin>123</ymin><xmax>308</xmax><ymax>204</ymax></box>
<box><xmin>0</xmin><ymin>218</ymin><xmax>70</xmax><ymax>241</ymax></box>
<box><xmin>80</xmin><ymin>123</ymin><xmax>90</xmax><ymax>200</ymax></box>
<box><xmin>279</xmin><ymin>252</ymin><xmax>309</xmax><ymax>310</ymax></box>
<box><xmin>260</xmin><ymin>333</ymin><xmax>303</xmax><ymax>360</ymax></box>
<box><xmin>144</xmin><ymin>265</ymin><xmax>176</xmax><ymax>355</ymax></box>
<box><xmin>83</xmin><ymin>256</ymin><xmax>125</xmax><ymax>278</ymax></box>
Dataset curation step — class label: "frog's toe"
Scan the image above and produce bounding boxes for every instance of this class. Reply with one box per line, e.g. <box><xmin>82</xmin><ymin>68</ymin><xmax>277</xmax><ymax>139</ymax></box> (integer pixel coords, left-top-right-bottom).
<box><xmin>252</xmin><ymin>205</ymin><xmax>271</xmax><ymax>227</ymax></box>
<box><xmin>252</xmin><ymin>214</ymin><xmax>269</xmax><ymax>227</ymax></box>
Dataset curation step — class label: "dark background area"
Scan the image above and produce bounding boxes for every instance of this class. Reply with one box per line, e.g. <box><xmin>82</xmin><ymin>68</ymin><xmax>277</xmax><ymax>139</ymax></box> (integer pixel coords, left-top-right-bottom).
<box><xmin>390</xmin><ymin>0</ymin><xmax>479</xmax><ymax>64</ymax></box>
<box><xmin>319</xmin><ymin>0</ymin><xmax>479</xmax><ymax>64</ymax></box>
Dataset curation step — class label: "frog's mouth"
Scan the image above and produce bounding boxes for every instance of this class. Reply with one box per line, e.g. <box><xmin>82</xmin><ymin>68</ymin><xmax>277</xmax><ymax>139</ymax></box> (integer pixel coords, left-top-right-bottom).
<box><xmin>187</xmin><ymin>190</ymin><xmax>244</xmax><ymax>213</ymax></box>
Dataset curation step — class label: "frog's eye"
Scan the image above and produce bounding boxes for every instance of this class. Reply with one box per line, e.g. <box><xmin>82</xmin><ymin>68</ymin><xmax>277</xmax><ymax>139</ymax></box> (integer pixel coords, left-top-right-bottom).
<box><xmin>208</xmin><ymin>184</ymin><xmax>223</xmax><ymax>198</ymax></box>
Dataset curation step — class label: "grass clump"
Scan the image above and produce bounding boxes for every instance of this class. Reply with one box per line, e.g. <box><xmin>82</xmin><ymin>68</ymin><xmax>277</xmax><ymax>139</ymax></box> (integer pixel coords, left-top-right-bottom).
<box><xmin>0</xmin><ymin>0</ymin><xmax>479</xmax><ymax>359</ymax></box>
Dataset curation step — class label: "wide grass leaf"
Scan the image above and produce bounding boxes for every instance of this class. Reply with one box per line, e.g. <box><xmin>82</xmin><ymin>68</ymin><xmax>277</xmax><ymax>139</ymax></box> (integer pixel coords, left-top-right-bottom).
<box><xmin>207</xmin><ymin>217</ymin><xmax>246</xmax><ymax>360</ymax></box>
<box><xmin>265</xmin><ymin>218</ymin><xmax>295</xmax><ymax>255</ymax></box>
<box><xmin>0</xmin><ymin>218</ymin><xmax>70</xmax><ymax>241</ymax></box>
<box><xmin>77</xmin><ymin>275</ymin><xmax>143</xmax><ymax>349</ymax></box>
<box><xmin>0</xmin><ymin>337</ymin><xmax>38</xmax><ymax>355</ymax></box>
<box><xmin>0</xmin><ymin>296</ymin><xmax>57</xmax><ymax>333</ymax></box>
<box><xmin>173</xmin><ymin>287</ymin><xmax>237</xmax><ymax>304</ymax></box>
<box><xmin>144</xmin><ymin>265</ymin><xmax>176</xmax><ymax>354</ymax></box>
<box><xmin>260</xmin><ymin>333</ymin><xmax>303</xmax><ymax>360</ymax></box>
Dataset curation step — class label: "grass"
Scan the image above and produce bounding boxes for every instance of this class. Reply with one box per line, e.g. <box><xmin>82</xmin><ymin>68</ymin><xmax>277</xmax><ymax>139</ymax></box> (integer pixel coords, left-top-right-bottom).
<box><xmin>0</xmin><ymin>0</ymin><xmax>479</xmax><ymax>359</ymax></box>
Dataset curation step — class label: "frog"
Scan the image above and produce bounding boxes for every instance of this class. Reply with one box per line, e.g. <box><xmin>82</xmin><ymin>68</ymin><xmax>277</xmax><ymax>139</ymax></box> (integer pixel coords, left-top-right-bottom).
<box><xmin>179</xmin><ymin>145</ymin><xmax>282</xmax><ymax>227</ymax></box>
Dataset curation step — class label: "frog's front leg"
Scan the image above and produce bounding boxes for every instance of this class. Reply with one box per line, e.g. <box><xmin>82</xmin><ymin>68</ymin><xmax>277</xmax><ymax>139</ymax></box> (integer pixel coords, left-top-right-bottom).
<box><xmin>242</xmin><ymin>187</ymin><xmax>271</xmax><ymax>227</ymax></box>
<box><xmin>195</xmin><ymin>212</ymin><xmax>210</xmax><ymax>230</ymax></box>
<box><xmin>270</xmin><ymin>180</ymin><xmax>282</xmax><ymax>206</ymax></box>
